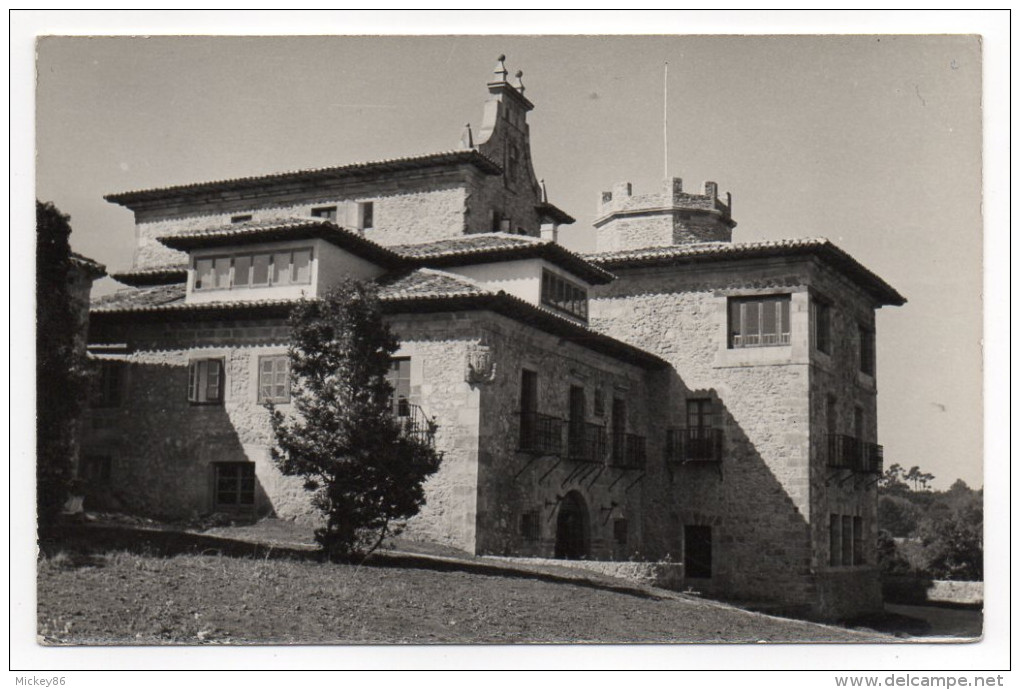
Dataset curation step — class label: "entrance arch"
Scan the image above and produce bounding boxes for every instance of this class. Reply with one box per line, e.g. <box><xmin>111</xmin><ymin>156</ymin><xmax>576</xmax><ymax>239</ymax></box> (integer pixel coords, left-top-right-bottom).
<box><xmin>554</xmin><ymin>491</ymin><xmax>591</xmax><ymax>560</ymax></box>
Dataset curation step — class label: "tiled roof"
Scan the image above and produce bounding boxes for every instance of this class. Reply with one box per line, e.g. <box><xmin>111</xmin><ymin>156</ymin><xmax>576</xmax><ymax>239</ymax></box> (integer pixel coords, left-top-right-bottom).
<box><xmin>157</xmin><ymin>218</ymin><xmax>406</xmax><ymax>268</ymax></box>
<box><xmin>585</xmin><ymin>238</ymin><xmax>906</xmax><ymax>306</ymax></box>
<box><xmin>391</xmin><ymin>233</ymin><xmax>615</xmax><ymax>285</ymax></box>
<box><xmin>111</xmin><ymin>263</ymin><xmax>189</xmax><ymax>287</ymax></box>
<box><xmin>89</xmin><ymin>269</ymin><xmax>485</xmax><ymax>315</ymax></box>
<box><xmin>535</xmin><ymin>202</ymin><xmax>575</xmax><ymax>225</ymax></box>
<box><xmin>91</xmin><ymin>284</ymin><xmax>187</xmax><ymax>313</ymax></box>
<box><xmin>104</xmin><ymin>150</ymin><xmax>503</xmax><ymax>208</ymax></box>
<box><xmin>70</xmin><ymin>252</ymin><xmax>106</xmax><ymax>278</ymax></box>
<box><xmin>89</xmin><ymin>269</ymin><xmax>666</xmax><ymax>369</ymax></box>
<box><xmin>377</xmin><ymin>268</ymin><xmax>489</xmax><ymax>300</ymax></box>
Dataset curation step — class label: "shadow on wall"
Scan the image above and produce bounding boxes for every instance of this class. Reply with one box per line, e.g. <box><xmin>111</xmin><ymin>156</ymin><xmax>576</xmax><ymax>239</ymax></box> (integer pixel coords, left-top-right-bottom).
<box><xmin>644</xmin><ymin>369</ymin><xmax>817</xmax><ymax>612</ymax></box>
<box><xmin>81</xmin><ymin>360</ymin><xmax>278</xmax><ymax>523</ymax></box>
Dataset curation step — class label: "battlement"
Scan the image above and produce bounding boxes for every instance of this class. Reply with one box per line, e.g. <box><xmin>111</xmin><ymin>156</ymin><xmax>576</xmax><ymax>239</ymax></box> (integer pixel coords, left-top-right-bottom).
<box><xmin>594</xmin><ymin>177</ymin><xmax>735</xmax><ymax>252</ymax></box>
<box><xmin>596</xmin><ymin>177</ymin><xmax>732</xmax><ymax>223</ymax></box>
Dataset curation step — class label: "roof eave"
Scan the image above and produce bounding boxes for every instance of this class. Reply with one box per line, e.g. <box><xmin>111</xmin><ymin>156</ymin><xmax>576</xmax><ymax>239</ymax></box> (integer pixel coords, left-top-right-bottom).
<box><xmin>103</xmin><ymin>150</ymin><xmax>503</xmax><ymax>209</ymax></box>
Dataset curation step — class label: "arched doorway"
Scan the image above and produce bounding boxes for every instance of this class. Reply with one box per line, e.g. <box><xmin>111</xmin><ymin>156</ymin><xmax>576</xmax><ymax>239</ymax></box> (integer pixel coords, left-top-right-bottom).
<box><xmin>554</xmin><ymin>491</ymin><xmax>590</xmax><ymax>560</ymax></box>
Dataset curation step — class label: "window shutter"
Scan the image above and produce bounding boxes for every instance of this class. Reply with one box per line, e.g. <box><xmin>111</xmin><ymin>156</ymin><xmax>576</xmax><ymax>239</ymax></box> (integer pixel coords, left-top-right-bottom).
<box><xmin>206</xmin><ymin>360</ymin><xmax>222</xmax><ymax>402</ymax></box>
<box><xmin>274</xmin><ymin>358</ymin><xmax>288</xmax><ymax>399</ymax></box>
<box><xmin>187</xmin><ymin>361</ymin><xmax>198</xmax><ymax>402</ymax></box>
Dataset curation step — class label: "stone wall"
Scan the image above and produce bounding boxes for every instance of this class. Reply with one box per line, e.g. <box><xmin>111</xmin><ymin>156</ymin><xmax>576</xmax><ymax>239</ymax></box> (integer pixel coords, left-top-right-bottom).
<box><xmin>594</xmin><ymin>178</ymin><xmax>734</xmax><ymax>251</ymax></box>
<box><xmin>83</xmin><ymin>318</ymin><xmax>316</xmax><ymax>521</ymax></box>
<box><xmin>805</xmin><ymin>262</ymin><xmax>884</xmax><ymax>614</ymax></box>
<box><xmin>589</xmin><ymin>258</ymin><xmax>821</xmax><ymax>609</ymax></box>
<box><xmin>470</xmin><ymin>311</ymin><xmax>653</xmax><ymax>560</ymax></box>
<box><xmin>127</xmin><ymin>169</ymin><xmax>472</xmax><ymax>270</ymax></box>
<box><xmin>84</xmin><ymin>311</ymin><xmax>487</xmax><ymax>551</ymax></box>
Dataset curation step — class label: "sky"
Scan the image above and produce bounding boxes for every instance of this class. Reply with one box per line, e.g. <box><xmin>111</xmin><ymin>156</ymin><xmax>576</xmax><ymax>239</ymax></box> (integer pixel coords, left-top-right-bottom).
<box><xmin>32</xmin><ymin>32</ymin><xmax>985</xmax><ymax>490</ymax></box>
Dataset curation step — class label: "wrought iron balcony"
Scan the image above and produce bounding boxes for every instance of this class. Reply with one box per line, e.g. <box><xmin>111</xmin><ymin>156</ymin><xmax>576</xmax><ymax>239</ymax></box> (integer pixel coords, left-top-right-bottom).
<box><xmin>567</xmin><ymin>421</ymin><xmax>607</xmax><ymax>464</ymax></box>
<box><xmin>827</xmin><ymin>434</ymin><xmax>883</xmax><ymax>474</ymax></box>
<box><xmin>610</xmin><ymin>433</ymin><xmax>647</xmax><ymax>470</ymax></box>
<box><xmin>666</xmin><ymin>427</ymin><xmax>723</xmax><ymax>464</ymax></box>
<box><xmin>731</xmin><ymin>331</ymin><xmax>791</xmax><ymax>348</ymax></box>
<box><xmin>393</xmin><ymin>401</ymin><xmax>437</xmax><ymax>447</ymax></box>
<box><xmin>518</xmin><ymin>411</ymin><xmax>564</xmax><ymax>456</ymax></box>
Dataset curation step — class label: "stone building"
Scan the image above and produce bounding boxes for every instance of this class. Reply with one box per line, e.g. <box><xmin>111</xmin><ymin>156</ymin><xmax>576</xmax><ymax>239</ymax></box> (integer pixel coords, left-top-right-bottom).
<box><xmin>80</xmin><ymin>56</ymin><xmax>904</xmax><ymax>619</ymax></box>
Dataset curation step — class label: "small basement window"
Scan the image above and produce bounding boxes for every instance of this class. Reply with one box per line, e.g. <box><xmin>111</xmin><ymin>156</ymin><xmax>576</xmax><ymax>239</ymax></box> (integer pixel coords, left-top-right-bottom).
<box><xmin>231</xmin><ymin>214</ymin><xmax>253</xmax><ymax>223</ymax></box>
<box><xmin>214</xmin><ymin>462</ymin><xmax>255</xmax><ymax>509</ymax></box>
<box><xmin>520</xmin><ymin>510</ymin><xmax>541</xmax><ymax>541</ymax></box>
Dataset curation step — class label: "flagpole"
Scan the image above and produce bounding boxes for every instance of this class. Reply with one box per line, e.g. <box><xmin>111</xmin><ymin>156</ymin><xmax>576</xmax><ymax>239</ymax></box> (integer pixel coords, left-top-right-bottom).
<box><xmin>663</xmin><ymin>61</ymin><xmax>669</xmax><ymax>180</ymax></box>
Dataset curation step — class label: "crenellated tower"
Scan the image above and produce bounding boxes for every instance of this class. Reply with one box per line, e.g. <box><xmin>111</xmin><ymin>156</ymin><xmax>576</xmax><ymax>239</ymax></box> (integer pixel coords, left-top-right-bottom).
<box><xmin>593</xmin><ymin>177</ymin><xmax>735</xmax><ymax>252</ymax></box>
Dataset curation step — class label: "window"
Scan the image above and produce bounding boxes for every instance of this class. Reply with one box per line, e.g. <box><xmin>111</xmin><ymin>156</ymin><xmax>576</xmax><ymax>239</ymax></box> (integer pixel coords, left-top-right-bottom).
<box><xmin>81</xmin><ymin>454</ymin><xmax>112</xmax><ymax>482</ymax></box>
<box><xmin>853</xmin><ymin>516</ymin><xmax>864</xmax><ymax>565</ymax></box>
<box><xmin>540</xmin><ymin>269</ymin><xmax>588</xmax><ymax>321</ymax></box>
<box><xmin>829</xmin><ymin>514</ymin><xmax>841</xmax><ymax>566</ymax></box>
<box><xmin>684</xmin><ymin>525</ymin><xmax>712</xmax><ymax>578</ymax></box>
<box><xmin>613</xmin><ymin>518</ymin><xmax>629</xmax><ymax>545</ymax></box>
<box><xmin>311</xmin><ymin>206</ymin><xmax>338</xmax><ymax>223</ymax></box>
<box><xmin>94</xmin><ymin>361</ymin><xmax>124</xmax><ymax>408</ymax></box>
<box><xmin>611</xmin><ymin>398</ymin><xmax>626</xmax><ymax>462</ymax></box>
<box><xmin>358</xmin><ymin>201</ymin><xmax>374</xmax><ymax>230</ymax></box>
<box><xmin>188</xmin><ymin>359</ymin><xmax>224</xmax><ymax>404</ymax></box>
<box><xmin>230</xmin><ymin>214</ymin><xmax>252</xmax><ymax>223</ymax></box>
<box><xmin>812</xmin><ymin>298</ymin><xmax>832</xmax><ymax>354</ymax></box>
<box><xmin>830</xmin><ymin>513</ymin><xmax>864</xmax><ymax>567</ymax></box>
<box><xmin>520</xmin><ymin>510</ymin><xmax>540</xmax><ymax>541</ymax></box>
<box><xmin>727</xmin><ymin>295</ymin><xmax>791</xmax><ymax>348</ymax></box>
<box><xmin>385</xmin><ymin>357</ymin><xmax>411</xmax><ymax>416</ymax></box>
<box><xmin>193</xmin><ymin>249</ymin><xmax>313</xmax><ymax>291</ymax></box>
<box><xmin>859</xmin><ymin>325</ymin><xmax>876</xmax><ymax>376</ymax></box>
<box><xmin>684</xmin><ymin>398</ymin><xmax>718</xmax><ymax>462</ymax></box>
<box><xmin>214</xmin><ymin>462</ymin><xmax>255</xmax><ymax>508</ymax></box>
<box><xmin>567</xmin><ymin>385</ymin><xmax>586</xmax><ymax>457</ymax></box>
<box><xmin>258</xmin><ymin>356</ymin><xmax>290</xmax><ymax>403</ymax></box>
<box><xmin>841</xmin><ymin>515</ymin><xmax>854</xmax><ymax>566</ymax></box>
<box><xmin>593</xmin><ymin>388</ymin><xmax>605</xmax><ymax>418</ymax></box>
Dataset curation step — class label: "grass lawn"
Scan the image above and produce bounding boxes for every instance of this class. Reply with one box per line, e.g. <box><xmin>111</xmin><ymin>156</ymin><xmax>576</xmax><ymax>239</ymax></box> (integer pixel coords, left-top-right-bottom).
<box><xmin>37</xmin><ymin>520</ymin><xmax>889</xmax><ymax>645</ymax></box>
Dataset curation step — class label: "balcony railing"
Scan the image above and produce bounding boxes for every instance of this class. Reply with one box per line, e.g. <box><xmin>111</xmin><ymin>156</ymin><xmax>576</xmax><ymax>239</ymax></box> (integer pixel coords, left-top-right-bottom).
<box><xmin>666</xmin><ymin>427</ymin><xmax>724</xmax><ymax>464</ymax></box>
<box><xmin>393</xmin><ymin>401</ymin><xmax>436</xmax><ymax>447</ymax></box>
<box><xmin>518</xmin><ymin>411</ymin><xmax>564</xmax><ymax>456</ymax></box>
<box><xmin>609</xmin><ymin>433</ymin><xmax>647</xmax><ymax>470</ymax></box>
<box><xmin>731</xmin><ymin>332</ymin><xmax>791</xmax><ymax>348</ymax></box>
<box><xmin>567</xmin><ymin>422</ymin><xmax>607</xmax><ymax>464</ymax></box>
<box><xmin>827</xmin><ymin>434</ymin><xmax>883</xmax><ymax>474</ymax></box>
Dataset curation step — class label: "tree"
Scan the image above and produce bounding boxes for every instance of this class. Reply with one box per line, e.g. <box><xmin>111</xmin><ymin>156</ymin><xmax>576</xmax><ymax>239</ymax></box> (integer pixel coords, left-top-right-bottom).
<box><xmin>917</xmin><ymin>489</ymin><xmax>983</xmax><ymax>581</ymax></box>
<box><xmin>36</xmin><ymin>201</ymin><xmax>91</xmax><ymax>530</ymax></box>
<box><xmin>269</xmin><ymin>280</ymin><xmax>443</xmax><ymax>560</ymax></box>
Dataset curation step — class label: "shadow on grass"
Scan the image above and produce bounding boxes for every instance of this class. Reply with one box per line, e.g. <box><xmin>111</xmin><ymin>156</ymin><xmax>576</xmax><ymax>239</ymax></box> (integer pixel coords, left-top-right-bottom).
<box><xmin>39</xmin><ymin>523</ymin><xmax>664</xmax><ymax>601</ymax></box>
